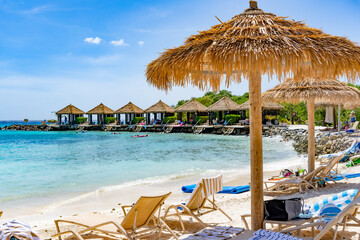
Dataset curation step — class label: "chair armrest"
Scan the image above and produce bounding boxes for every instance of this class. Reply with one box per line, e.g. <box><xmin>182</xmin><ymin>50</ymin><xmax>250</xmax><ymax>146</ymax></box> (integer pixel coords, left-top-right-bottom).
<box><xmin>121</xmin><ymin>205</ymin><xmax>132</xmax><ymax>216</ymax></box>
<box><xmin>240</xmin><ymin>214</ymin><xmax>251</xmax><ymax>230</ymax></box>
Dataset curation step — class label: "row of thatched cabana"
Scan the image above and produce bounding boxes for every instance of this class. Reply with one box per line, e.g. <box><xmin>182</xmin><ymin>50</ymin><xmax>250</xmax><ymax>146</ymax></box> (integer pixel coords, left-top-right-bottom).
<box><xmin>56</xmin><ymin>97</ymin><xmax>284</xmax><ymax>125</ymax></box>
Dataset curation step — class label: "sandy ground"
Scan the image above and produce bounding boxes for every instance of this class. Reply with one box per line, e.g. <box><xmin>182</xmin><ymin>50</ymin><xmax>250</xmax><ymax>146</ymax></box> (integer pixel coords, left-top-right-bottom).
<box><xmin>1</xmin><ymin>162</ymin><xmax>359</xmax><ymax>240</ymax></box>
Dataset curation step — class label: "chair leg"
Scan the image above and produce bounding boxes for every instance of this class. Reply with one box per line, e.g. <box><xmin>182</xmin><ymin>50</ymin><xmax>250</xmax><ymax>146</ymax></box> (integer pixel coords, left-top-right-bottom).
<box><xmin>181</xmin><ymin>207</ymin><xmax>207</xmax><ymax>228</ymax></box>
<box><xmin>54</xmin><ymin>220</ymin><xmax>62</xmax><ymax>240</ymax></box>
<box><xmin>174</xmin><ymin>208</ymin><xmax>185</xmax><ymax>233</ymax></box>
<box><xmin>159</xmin><ymin>218</ymin><xmax>179</xmax><ymax>240</ymax></box>
<box><xmin>241</xmin><ymin>215</ymin><xmax>250</xmax><ymax>230</ymax></box>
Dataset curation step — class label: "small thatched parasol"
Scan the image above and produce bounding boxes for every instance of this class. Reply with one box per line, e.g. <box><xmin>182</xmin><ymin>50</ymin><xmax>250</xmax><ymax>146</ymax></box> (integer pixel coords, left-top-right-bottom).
<box><xmin>145</xmin><ymin>1</ymin><xmax>360</xmax><ymax>229</ymax></box>
<box><xmin>175</xmin><ymin>99</ymin><xmax>208</xmax><ymax>113</ymax></box>
<box><xmin>115</xmin><ymin>102</ymin><xmax>144</xmax><ymax>114</ymax></box>
<box><xmin>87</xmin><ymin>103</ymin><xmax>114</xmax><ymax>115</ymax></box>
<box><xmin>207</xmin><ymin>97</ymin><xmax>241</xmax><ymax>112</ymax></box>
<box><xmin>263</xmin><ymin>78</ymin><xmax>360</xmax><ymax>171</ymax></box>
<box><xmin>144</xmin><ymin>100</ymin><xmax>175</xmax><ymax>113</ymax></box>
<box><xmin>238</xmin><ymin>100</ymin><xmax>284</xmax><ymax>111</ymax></box>
<box><xmin>56</xmin><ymin>104</ymin><xmax>85</xmax><ymax>115</ymax></box>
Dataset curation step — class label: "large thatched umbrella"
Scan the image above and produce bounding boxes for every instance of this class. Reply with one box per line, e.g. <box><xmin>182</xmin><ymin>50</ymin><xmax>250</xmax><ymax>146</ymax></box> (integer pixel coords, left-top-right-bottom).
<box><xmin>263</xmin><ymin>78</ymin><xmax>360</xmax><ymax>171</ymax></box>
<box><xmin>146</xmin><ymin>1</ymin><xmax>360</xmax><ymax>229</ymax></box>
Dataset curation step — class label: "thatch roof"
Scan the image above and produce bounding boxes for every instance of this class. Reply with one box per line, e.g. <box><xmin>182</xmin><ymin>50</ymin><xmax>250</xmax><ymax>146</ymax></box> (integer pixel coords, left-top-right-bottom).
<box><xmin>175</xmin><ymin>99</ymin><xmax>208</xmax><ymax>113</ymax></box>
<box><xmin>144</xmin><ymin>100</ymin><xmax>175</xmax><ymax>113</ymax></box>
<box><xmin>56</xmin><ymin>104</ymin><xmax>85</xmax><ymax>115</ymax></box>
<box><xmin>207</xmin><ymin>97</ymin><xmax>241</xmax><ymax>112</ymax></box>
<box><xmin>146</xmin><ymin>1</ymin><xmax>360</xmax><ymax>91</ymax></box>
<box><xmin>262</xmin><ymin>78</ymin><xmax>360</xmax><ymax>106</ymax></box>
<box><xmin>238</xmin><ymin>100</ymin><xmax>284</xmax><ymax>110</ymax></box>
<box><xmin>87</xmin><ymin>103</ymin><xmax>114</xmax><ymax>114</ymax></box>
<box><xmin>115</xmin><ymin>102</ymin><xmax>144</xmax><ymax>114</ymax></box>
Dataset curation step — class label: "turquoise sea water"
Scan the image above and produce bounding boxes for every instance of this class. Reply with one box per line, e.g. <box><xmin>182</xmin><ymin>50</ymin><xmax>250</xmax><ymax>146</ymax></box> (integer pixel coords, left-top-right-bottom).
<box><xmin>0</xmin><ymin>130</ymin><xmax>300</xmax><ymax>207</ymax></box>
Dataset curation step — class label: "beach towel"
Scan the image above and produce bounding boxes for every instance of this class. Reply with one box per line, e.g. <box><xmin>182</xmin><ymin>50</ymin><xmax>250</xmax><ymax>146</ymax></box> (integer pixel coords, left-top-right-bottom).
<box><xmin>181</xmin><ymin>226</ymin><xmax>244</xmax><ymax>240</ymax></box>
<box><xmin>248</xmin><ymin>229</ymin><xmax>301</xmax><ymax>240</ymax></box>
<box><xmin>0</xmin><ymin>220</ymin><xmax>40</xmax><ymax>240</ymax></box>
<box><xmin>319</xmin><ymin>203</ymin><xmax>342</xmax><ymax>222</ymax></box>
<box><xmin>181</xmin><ymin>184</ymin><xmax>250</xmax><ymax>194</ymax></box>
<box><xmin>202</xmin><ymin>175</ymin><xmax>223</xmax><ymax>197</ymax></box>
<box><xmin>326</xmin><ymin>173</ymin><xmax>360</xmax><ymax>181</ymax></box>
<box><xmin>304</xmin><ymin>189</ymin><xmax>358</xmax><ymax>217</ymax></box>
<box><xmin>318</xmin><ymin>139</ymin><xmax>360</xmax><ymax>162</ymax></box>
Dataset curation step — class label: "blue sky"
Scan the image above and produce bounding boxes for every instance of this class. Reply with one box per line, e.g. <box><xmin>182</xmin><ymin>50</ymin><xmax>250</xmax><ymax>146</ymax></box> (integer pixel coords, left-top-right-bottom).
<box><xmin>0</xmin><ymin>0</ymin><xmax>359</xmax><ymax>120</ymax></box>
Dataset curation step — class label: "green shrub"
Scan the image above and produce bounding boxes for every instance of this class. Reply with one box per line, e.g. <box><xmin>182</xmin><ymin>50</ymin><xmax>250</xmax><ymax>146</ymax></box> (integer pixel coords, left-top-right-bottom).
<box><xmin>47</xmin><ymin>119</ymin><xmax>56</xmax><ymax>123</ymax></box>
<box><xmin>225</xmin><ymin>114</ymin><xmax>241</xmax><ymax>125</ymax></box>
<box><xmin>277</xmin><ymin>116</ymin><xmax>290</xmax><ymax>124</ymax></box>
<box><xmin>195</xmin><ymin>116</ymin><xmax>209</xmax><ymax>124</ymax></box>
<box><xmin>76</xmin><ymin>117</ymin><xmax>88</xmax><ymax>124</ymax></box>
<box><xmin>133</xmin><ymin>117</ymin><xmax>145</xmax><ymax>124</ymax></box>
<box><xmin>164</xmin><ymin>116</ymin><xmax>176</xmax><ymax>123</ymax></box>
<box><xmin>105</xmin><ymin>117</ymin><xmax>116</xmax><ymax>124</ymax></box>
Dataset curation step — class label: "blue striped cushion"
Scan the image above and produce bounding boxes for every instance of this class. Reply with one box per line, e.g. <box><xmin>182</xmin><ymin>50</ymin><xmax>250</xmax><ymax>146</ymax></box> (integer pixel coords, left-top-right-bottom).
<box><xmin>319</xmin><ymin>203</ymin><xmax>341</xmax><ymax>221</ymax></box>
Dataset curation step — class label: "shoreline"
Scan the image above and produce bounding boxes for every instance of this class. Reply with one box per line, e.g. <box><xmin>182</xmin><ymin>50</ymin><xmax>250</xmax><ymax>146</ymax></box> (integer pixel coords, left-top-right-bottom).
<box><xmin>6</xmin><ymin>161</ymin><xmax>360</xmax><ymax>240</ymax></box>
<box><xmin>1</xmin><ymin>151</ymin><xmax>305</xmax><ymax>221</ymax></box>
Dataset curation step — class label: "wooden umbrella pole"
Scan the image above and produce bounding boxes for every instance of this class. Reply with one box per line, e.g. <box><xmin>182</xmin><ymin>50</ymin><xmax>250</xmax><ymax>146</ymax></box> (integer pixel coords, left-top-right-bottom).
<box><xmin>249</xmin><ymin>71</ymin><xmax>264</xmax><ymax>230</ymax></box>
<box><xmin>307</xmin><ymin>98</ymin><xmax>315</xmax><ymax>172</ymax></box>
<box><xmin>338</xmin><ymin>104</ymin><xmax>341</xmax><ymax>133</ymax></box>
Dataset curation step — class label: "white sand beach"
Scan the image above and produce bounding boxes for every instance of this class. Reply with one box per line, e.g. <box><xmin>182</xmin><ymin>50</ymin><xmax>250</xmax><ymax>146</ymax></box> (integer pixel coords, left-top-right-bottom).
<box><xmin>2</xmin><ymin>157</ymin><xmax>360</xmax><ymax>240</ymax></box>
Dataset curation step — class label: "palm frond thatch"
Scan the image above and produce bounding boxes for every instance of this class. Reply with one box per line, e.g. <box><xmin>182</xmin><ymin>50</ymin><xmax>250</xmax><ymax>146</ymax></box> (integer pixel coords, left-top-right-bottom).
<box><xmin>238</xmin><ymin>100</ymin><xmax>284</xmax><ymax>110</ymax></box>
<box><xmin>144</xmin><ymin>100</ymin><xmax>175</xmax><ymax>113</ymax></box>
<box><xmin>207</xmin><ymin>97</ymin><xmax>241</xmax><ymax>112</ymax></box>
<box><xmin>262</xmin><ymin>78</ymin><xmax>360</xmax><ymax>107</ymax></box>
<box><xmin>146</xmin><ymin>2</ymin><xmax>360</xmax><ymax>91</ymax></box>
<box><xmin>56</xmin><ymin>104</ymin><xmax>85</xmax><ymax>115</ymax></box>
<box><xmin>175</xmin><ymin>99</ymin><xmax>208</xmax><ymax>113</ymax></box>
<box><xmin>115</xmin><ymin>102</ymin><xmax>144</xmax><ymax>114</ymax></box>
<box><xmin>86</xmin><ymin>103</ymin><xmax>114</xmax><ymax>114</ymax></box>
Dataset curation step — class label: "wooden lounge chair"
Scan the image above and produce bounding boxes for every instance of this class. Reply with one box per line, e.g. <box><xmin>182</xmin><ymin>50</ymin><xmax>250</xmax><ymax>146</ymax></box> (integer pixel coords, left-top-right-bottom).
<box><xmin>0</xmin><ymin>211</ymin><xmax>2</xmax><ymax>218</ymax></box>
<box><xmin>163</xmin><ymin>175</ymin><xmax>232</xmax><ymax>233</ymax></box>
<box><xmin>235</xmin><ymin>196</ymin><xmax>360</xmax><ymax>240</ymax></box>
<box><xmin>263</xmin><ymin>166</ymin><xmax>326</xmax><ymax>195</ymax></box>
<box><xmin>242</xmin><ymin>189</ymin><xmax>360</xmax><ymax>235</ymax></box>
<box><xmin>52</xmin><ymin>192</ymin><xmax>178</xmax><ymax>240</ymax></box>
<box><xmin>264</xmin><ymin>155</ymin><xmax>345</xmax><ymax>195</ymax></box>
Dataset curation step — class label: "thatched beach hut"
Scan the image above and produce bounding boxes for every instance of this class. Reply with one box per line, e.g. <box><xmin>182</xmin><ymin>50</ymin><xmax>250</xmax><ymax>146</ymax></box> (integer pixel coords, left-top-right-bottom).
<box><xmin>86</xmin><ymin>103</ymin><xmax>114</xmax><ymax>125</ymax></box>
<box><xmin>115</xmin><ymin>102</ymin><xmax>144</xmax><ymax>125</ymax></box>
<box><xmin>239</xmin><ymin>100</ymin><xmax>284</xmax><ymax>124</ymax></box>
<box><xmin>145</xmin><ymin>0</ymin><xmax>360</xmax><ymax>229</ymax></box>
<box><xmin>175</xmin><ymin>99</ymin><xmax>208</xmax><ymax>123</ymax></box>
<box><xmin>56</xmin><ymin>104</ymin><xmax>85</xmax><ymax>125</ymax></box>
<box><xmin>144</xmin><ymin>100</ymin><xmax>175</xmax><ymax>124</ymax></box>
<box><xmin>263</xmin><ymin>78</ymin><xmax>360</xmax><ymax>171</ymax></box>
<box><xmin>207</xmin><ymin>97</ymin><xmax>241</xmax><ymax>123</ymax></box>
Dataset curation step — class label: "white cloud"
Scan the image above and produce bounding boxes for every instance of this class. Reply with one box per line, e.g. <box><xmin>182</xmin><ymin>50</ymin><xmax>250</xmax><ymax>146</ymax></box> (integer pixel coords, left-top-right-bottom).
<box><xmin>110</xmin><ymin>39</ymin><xmax>129</xmax><ymax>47</ymax></box>
<box><xmin>19</xmin><ymin>5</ymin><xmax>51</xmax><ymax>15</ymax></box>
<box><xmin>84</xmin><ymin>37</ymin><xmax>102</xmax><ymax>45</ymax></box>
<box><xmin>138</xmin><ymin>41</ymin><xmax>145</xmax><ymax>47</ymax></box>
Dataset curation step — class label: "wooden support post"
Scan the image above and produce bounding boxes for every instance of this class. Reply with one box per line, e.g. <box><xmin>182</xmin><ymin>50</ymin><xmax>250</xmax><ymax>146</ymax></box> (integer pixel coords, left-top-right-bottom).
<box><xmin>307</xmin><ymin>98</ymin><xmax>315</xmax><ymax>172</ymax></box>
<box><xmin>338</xmin><ymin>104</ymin><xmax>341</xmax><ymax>133</ymax></box>
<box><xmin>249</xmin><ymin>71</ymin><xmax>263</xmax><ymax>230</ymax></box>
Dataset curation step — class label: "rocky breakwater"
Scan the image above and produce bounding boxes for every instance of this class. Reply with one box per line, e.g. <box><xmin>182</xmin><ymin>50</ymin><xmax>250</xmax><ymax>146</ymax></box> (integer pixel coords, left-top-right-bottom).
<box><xmin>2</xmin><ymin>124</ymin><xmax>48</xmax><ymax>131</ymax></box>
<box><xmin>264</xmin><ymin>127</ymin><xmax>354</xmax><ymax>156</ymax></box>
